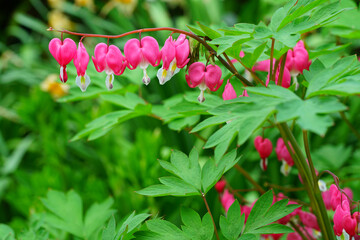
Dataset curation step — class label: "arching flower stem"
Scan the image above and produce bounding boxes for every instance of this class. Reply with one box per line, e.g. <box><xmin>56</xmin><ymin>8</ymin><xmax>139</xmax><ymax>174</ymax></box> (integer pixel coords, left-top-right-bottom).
<box><xmin>47</xmin><ymin>27</ymin><xmax>254</xmax><ymax>87</ymax></box>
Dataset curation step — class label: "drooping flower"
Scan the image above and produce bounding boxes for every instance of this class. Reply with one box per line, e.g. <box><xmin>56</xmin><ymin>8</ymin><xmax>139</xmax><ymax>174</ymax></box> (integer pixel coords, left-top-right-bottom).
<box><xmin>265</xmin><ymin>65</ymin><xmax>291</xmax><ymax>88</ymax></box>
<box><xmin>73</xmin><ymin>42</ymin><xmax>90</xmax><ymax>92</ymax></box>
<box><xmin>253</xmin><ymin>59</ymin><xmax>291</xmax><ymax>88</ymax></box>
<box><xmin>124</xmin><ymin>36</ymin><xmax>160</xmax><ymax>85</ymax></box>
<box><xmin>157</xmin><ymin>34</ymin><xmax>190</xmax><ymax>85</ymax></box>
<box><xmin>92</xmin><ymin>43</ymin><xmax>126</xmax><ymax>90</ymax></box>
<box><xmin>215</xmin><ymin>180</ymin><xmax>227</xmax><ymax>193</ymax></box>
<box><xmin>286</xmin><ymin>40</ymin><xmax>311</xmax><ymax>76</ymax></box>
<box><xmin>333</xmin><ymin>200</ymin><xmax>358</xmax><ymax>237</ymax></box>
<box><xmin>285</xmin><ymin>40</ymin><xmax>311</xmax><ymax>90</ymax></box>
<box><xmin>329</xmin><ymin>184</ymin><xmax>350</xmax><ymax>211</ymax></box>
<box><xmin>275</xmin><ymin>138</ymin><xmax>294</xmax><ymax>176</ymax></box>
<box><xmin>49</xmin><ymin>38</ymin><xmax>77</xmax><ymax>83</ymax></box>
<box><xmin>222</xmin><ymin>80</ymin><xmax>237</xmax><ymax>100</ymax></box>
<box><xmin>254</xmin><ymin>136</ymin><xmax>273</xmax><ymax>171</ymax></box>
<box><xmin>185</xmin><ymin>62</ymin><xmax>223</xmax><ymax>102</ymax></box>
<box><xmin>299</xmin><ymin>210</ymin><xmax>320</xmax><ymax>231</ymax></box>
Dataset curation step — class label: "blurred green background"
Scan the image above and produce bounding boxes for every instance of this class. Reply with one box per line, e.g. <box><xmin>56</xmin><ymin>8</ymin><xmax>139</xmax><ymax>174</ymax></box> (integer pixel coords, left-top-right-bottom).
<box><xmin>1</xmin><ymin>0</ymin><xmax>360</xmax><ymax>238</ymax></box>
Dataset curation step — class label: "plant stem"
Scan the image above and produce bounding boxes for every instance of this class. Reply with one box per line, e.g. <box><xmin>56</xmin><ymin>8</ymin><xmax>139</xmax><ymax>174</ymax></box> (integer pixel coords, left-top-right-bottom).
<box><xmin>302</xmin><ymin>130</ymin><xmax>317</xmax><ymax>185</ymax></box>
<box><xmin>277</xmin><ymin>123</ymin><xmax>335</xmax><ymax>240</ymax></box>
<box><xmin>289</xmin><ymin>220</ymin><xmax>309</xmax><ymax>240</ymax></box>
<box><xmin>48</xmin><ymin>27</ymin><xmax>254</xmax><ymax>87</ymax></box>
<box><xmin>234</xmin><ymin>164</ymin><xmax>265</xmax><ymax>194</ymax></box>
<box><xmin>269</xmin><ymin>38</ymin><xmax>275</xmax><ymax>83</ymax></box>
<box><xmin>340</xmin><ymin>111</ymin><xmax>360</xmax><ymax>141</ymax></box>
<box><xmin>277</xmin><ymin>52</ymin><xmax>287</xmax><ymax>87</ymax></box>
<box><xmin>201</xmin><ymin>192</ymin><xmax>220</xmax><ymax>240</ymax></box>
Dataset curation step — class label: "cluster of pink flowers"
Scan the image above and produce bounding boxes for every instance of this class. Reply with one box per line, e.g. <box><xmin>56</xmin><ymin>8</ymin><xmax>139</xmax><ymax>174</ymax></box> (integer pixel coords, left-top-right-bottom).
<box><xmin>49</xmin><ymin>34</ymin><xmax>226</xmax><ymax>102</ymax></box>
<box><xmin>222</xmin><ymin>40</ymin><xmax>311</xmax><ymax>99</ymax></box>
<box><xmin>252</xmin><ymin>136</ymin><xmax>294</xmax><ymax>176</ymax></box>
<box><xmin>253</xmin><ymin>40</ymin><xmax>311</xmax><ymax>90</ymax></box>
<box><xmin>321</xmin><ymin>184</ymin><xmax>359</xmax><ymax>238</ymax></box>
<box><xmin>215</xmin><ymin>179</ymin><xmax>323</xmax><ymax>240</ymax></box>
<box><xmin>48</xmin><ymin>34</ymin><xmax>195</xmax><ymax>92</ymax></box>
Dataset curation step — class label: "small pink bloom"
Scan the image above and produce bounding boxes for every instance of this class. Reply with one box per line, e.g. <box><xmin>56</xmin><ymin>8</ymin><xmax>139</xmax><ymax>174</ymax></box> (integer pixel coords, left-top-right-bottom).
<box><xmin>266</xmin><ymin>66</ymin><xmax>291</xmax><ymax>88</ymax></box>
<box><xmin>220</xmin><ymin>189</ymin><xmax>235</xmax><ymax>213</ymax></box>
<box><xmin>252</xmin><ymin>59</ymin><xmax>275</xmax><ymax>72</ymax></box>
<box><xmin>215</xmin><ymin>180</ymin><xmax>226</xmax><ymax>193</ymax></box>
<box><xmin>262</xmin><ymin>234</ymin><xmax>283</xmax><ymax>240</ymax></box>
<box><xmin>92</xmin><ymin>43</ymin><xmax>126</xmax><ymax>90</ymax></box>
<box><xmin>157</xmin><ymin>34</ymin><xmax>190</xmax><ymax>85</ymax></box>
<box><xmin>329</xmin><ymin>184</ymin><xmax>349</xmax><ymax>211</ymax></box>
<box><xmin>240</xmin><ymin>89</ymin><xmax>249</xmax><ymax>97</ymax></box>
<box><xmin>275</xmin><ymin>138</ymin><xmax>294</xmax><ymax>176</ymax></box>
<box><xmin>333</xmin><ymin>200</ymin><xmax>352</xmax><ymax>236</ymax></box>
<box><xmin>322</xmin><ymin>189</ymin><xmax>332</xmax><ymax>210</ymax></box>
<box><xmin>299</xmin><ymin>211</ymin><xmax>320</xmax><ymax>231</ymax></box>
<box><xmin>124</xmin><ymin>36</ymin><xmax>160</xmax><ymax>85</ymax></box>
<box><xmin>241</xmin><ymin>205</ymin><xmax>252</xmax><ymax>223</ymax></box>
<box><xmin>222</xmin><ymin>80</ymin><xmax>237</xmax><ymax>100</ymax></box>
<box><xmin>254</xmin><ymin>136</ymin><xmax>273</xmax><ymax>171</ymax></box>
<box><xmin>285</xmin><ymin>40</ymin><xmax>311</xmax><ymax>76</ymax></box>
<box><xmin>185</xmin><ymin>62</ymin><xmax>223</xmax><ymax>102</ymax></box>
<box><xmin>73</xmin><ymin>42</ymin><xmax>90</xmax><ymax>92</ymax></box>
<box><xmin>49</xmin><ymin>38</ymin><xmax>77</xmax><ymax>83</ymax></box>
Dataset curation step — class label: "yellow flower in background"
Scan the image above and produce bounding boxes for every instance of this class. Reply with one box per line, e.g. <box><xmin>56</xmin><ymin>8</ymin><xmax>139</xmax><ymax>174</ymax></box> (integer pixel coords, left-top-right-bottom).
<box><xmin>101</xmin><ymin>0</ymin><xmax>138</xmax><ymax>17</ymax></box>
<box><xmin>48</xmin><ymin>10</ymin><xmax>74</xmax><ymax>30</ymax></box>
<box><xmin>47</xmin><ymin>0</ymin><xmax>65</xmax><ymax>9</ymax></box>
<box><xmin>41</xmin><ymin>74</ymin><xmax>70</xmax><ymax>99</ymax></box>
<box><xmin>75</xmin><ymin>0</ymin><xmax>95</xmax><ymax>10</ymax></box>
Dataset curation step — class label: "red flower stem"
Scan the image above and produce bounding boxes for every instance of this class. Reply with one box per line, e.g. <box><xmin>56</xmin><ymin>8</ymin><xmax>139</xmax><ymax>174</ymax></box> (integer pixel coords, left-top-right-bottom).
<box><xmin>269</xmin><ymin>38</ymin><xmax>275</xmax><ymax>82</ymax></box>
<box><xmin>277</xmin><ymin>51</ymin><xmax>287</xmax><ymax>87</ymax></box>
<box><xmin>201</xmin><ymin>192</ymin><xmax>220</xmax><ymax>240</ymax></box>
<box><xmin>47</xmin><ymin>27</ymin><xmax>254</xmax><ymax>87</ymax></box>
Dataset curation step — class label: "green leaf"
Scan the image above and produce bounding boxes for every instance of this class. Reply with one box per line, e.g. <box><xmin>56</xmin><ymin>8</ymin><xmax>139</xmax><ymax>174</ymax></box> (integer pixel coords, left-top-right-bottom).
<box><xmin>305</xmin><ymin>56</ymin><xmax>360</xmax><ymax>98</ymax></box>
<box><xmin>244</xmin><ymin>191</ymin><xmax>299</xmax><ymax>235</ymax></box>
<box><xmin>102</xmin><ymin>215</ymin><xmax>116</xmax><ymax>240</ymax></box>
<box><xmin>0</xmin><ymin>224</ymin><xmax>15</xmax><ymax>240</ymax></box>
<box><xmin>276</xmin><ymin>97</ymin><xmax>347</xmax><ymax>136</ymax></box>
<box><xmin>197</xmin><ymin>22</ymin><xmax>222</xmax><ymax>39</ymax></box>
<box><xmin>146</xmin><ymin>219</ymin><xmax>189</xmax><ymax>240</ymax></box>
<box><xmin>41</xmin><ymin>190</ymin><xmax>115</xmax><ymax>238</ymax></box>
<box><xmin>251</xmin><ymin>224</ymin><xmax>294</xmax><ymax>234</ymax></box>
<box><xmin>100</xmin><ymin>93</ymin><xmax>145</xmax><ymax>110</ymax></box>
<box><xmin>116</xmin><ymin>212</ymin><xmax>151</xmax><ymax>239</ymax></box>
<box><xmin>180</xmin><ymin>208</ymin><xmax>214</xmax><ymax>240</ymax></box>
<box><xmin>84</xmin><ymin>198</ymin><xmax>116</xmax><ymax>238</ymax></box>
<box><xmin>219</xmin><ymin>200</ymin><xmax>244</xmax><ymax>240</ymax></box>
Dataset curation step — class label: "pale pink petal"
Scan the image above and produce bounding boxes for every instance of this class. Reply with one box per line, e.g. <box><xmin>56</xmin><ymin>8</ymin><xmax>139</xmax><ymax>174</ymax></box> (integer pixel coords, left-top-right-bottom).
<box><xmin>141</xmin><ymin>36</ymin><xmax>160</xmax><ymax>66</ymax></box>
<box><xmin>204</xmin><ymin>64</ymin><xmax>222</xmax><ymax>91</ymax></box>
<box><xmin>222</xmin><ymin>80</ymin><xmax>237</xmax><ymax>100</ymax></box>
<box><xmin>185</xmin><ymin>62</ymin><xmax>206</xmax><ymax>88</ymax></box>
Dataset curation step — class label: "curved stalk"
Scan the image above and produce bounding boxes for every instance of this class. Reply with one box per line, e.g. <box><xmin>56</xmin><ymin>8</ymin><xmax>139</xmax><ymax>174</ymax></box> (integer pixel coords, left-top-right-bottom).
<box><xmin>278</xmin><ymin>123</ymin><xmax>335</xmax><ymax>240</ymax></box>
<box><xmin>201</xmin><ymin>192</ymin><xmax>220</xmax><ymax>240</ymax></box>
<box><xmin>47</xmin><ymin>27</ymin><xmax>254</xmax><ymax>87</ymax></box>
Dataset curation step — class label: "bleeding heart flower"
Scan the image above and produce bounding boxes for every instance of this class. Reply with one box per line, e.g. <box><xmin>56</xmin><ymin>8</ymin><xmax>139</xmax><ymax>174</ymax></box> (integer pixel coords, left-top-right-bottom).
<box><xmin>254</xmin><ymin>136</ymin><xmax>273</xmax><ymax>171</ymax></box>
<box><xmin>299</xmin><ymin>211</ymin><xmax>320</xmax><ymax>231</ymax></box>
<box><xmin>73</xmin><ymin>42</ymin><xmax>90</xmax><ymax>92</ymax></box>
<box><xmin>157</xmin><ymin>34</ymin><xmax>190</xmax><ymax>85</ymax></box>
<box><xmin>333</xmin><ymin>200</ymin><xmax>357</xmax><ymax>237</ymax></box>
<box><xmin>329</xmin><ymin>184</ymin><xmax>350</xmax><ymax>211</ymax></box>
<box><xmin>222</xmin><ymin>80</ymin><xmax>237</xmax><ymax>100</ymax></box>
<box><xmin>266</xmin><ymin>66</ymin><xmax>291</xmax><ymax>88</ymax></box>
<box><xmin>286</xmin><ymin>40</ymin><xmax>311</xmax><ymax>76</ymax></box>
<box><xmin>185</xmin><ymin>62</ymin><xmax>223</xmax><ymax>102</ymax></box>
<box><xmin>215</xmin><ymin>180</ymin><xmax>226</xmax><ymax>193</ymax></box>
<box><xmin>49</xmin><ymin>38</ymin><xmax>77</xmax><ymax>83</ymax></box>
<box><xmin>124</xmin><ymin>36</ymin><xmax>160</xmax><ymax>85</ymax></box>
<box><xmin>92</xmin><ymin>43</ymin><xmax>127</xmax><ymax>90</ymax></box>
<box><xmin>220</xmin><ymin>189</ymin><xmax>235</xmax><ymax>213</ymax></box>
<box><xmin>275</xmin><ymin>138</ymin><xmax>294</xmax><ymax>176</ymax></box>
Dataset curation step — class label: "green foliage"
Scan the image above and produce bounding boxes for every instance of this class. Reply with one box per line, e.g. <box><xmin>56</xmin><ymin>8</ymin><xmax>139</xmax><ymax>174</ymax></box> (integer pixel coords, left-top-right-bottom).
<box><xmin>102</xmin><ymin>212</ymin><xmax>150</xmax><ymax>240</ymax></box>
<box><xmin>41</xmin><ymin>189</ymin><xmax>115</xmax><ymax>239</ymax></box>
<box><xmin>137</xmin><ymin>148</ymin><xmax>240</xmax><ymax>196</ymax></box>
<box><xmin>243</xmin><ymin>191</ymin><xmax>298</xmax><ymax>235</ymax></box>
<box><xmin>143</xmin><ymin>208</ymin><xmax>213</xmax><ymax>240</ymax></box>
<box><xmin>219</xmin><ymin>200</ymin><xmax>245</xmax><ymax>240</ymax></box>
